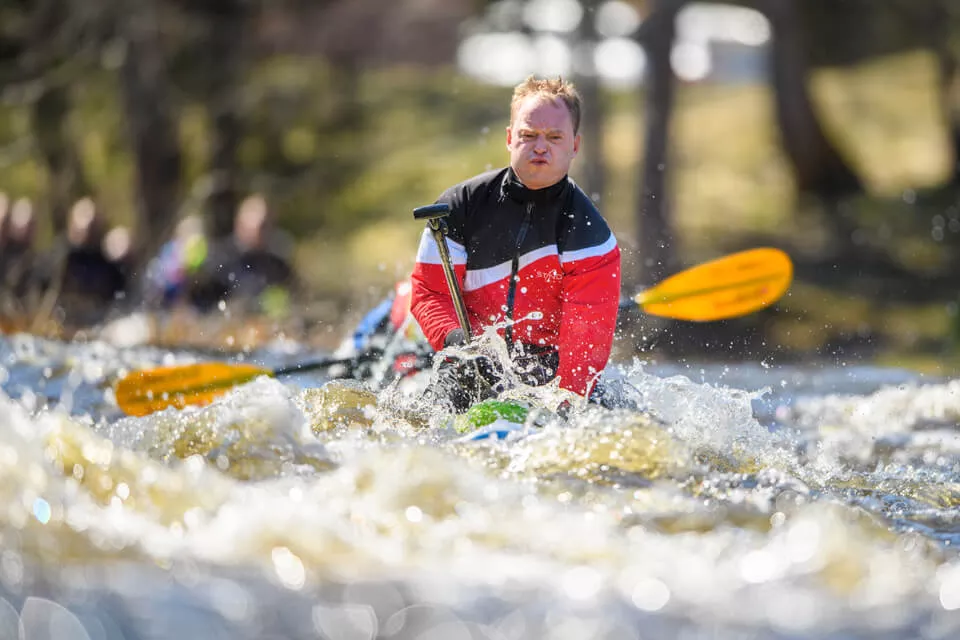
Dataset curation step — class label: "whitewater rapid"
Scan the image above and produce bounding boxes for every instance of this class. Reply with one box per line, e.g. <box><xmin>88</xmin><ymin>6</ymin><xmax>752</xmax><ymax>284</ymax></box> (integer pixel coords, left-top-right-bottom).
<box><xmin>0</xmin><ymin>332</ymin><xmax>958</xmax><ymax>639</ymax></box>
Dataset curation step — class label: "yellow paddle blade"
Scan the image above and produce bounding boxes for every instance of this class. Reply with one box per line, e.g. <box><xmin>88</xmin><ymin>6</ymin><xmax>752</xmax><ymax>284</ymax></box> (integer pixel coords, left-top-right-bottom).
<box><xmin>635</xmin><ymin>248</ymin><xmax>792</xmax><ymax>321</ymax></box>
<box><xmin>114</xmin><ymin>362</ymin><xmax>273</xmax><ymax>417</ymax></box>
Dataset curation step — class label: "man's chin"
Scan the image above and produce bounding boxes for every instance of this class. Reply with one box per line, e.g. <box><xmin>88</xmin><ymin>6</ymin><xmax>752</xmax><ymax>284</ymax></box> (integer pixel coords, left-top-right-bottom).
<box><xmin>519</xmin><ymin>168</ymin><xmax>560</xmax><ymax>189</ymax></box>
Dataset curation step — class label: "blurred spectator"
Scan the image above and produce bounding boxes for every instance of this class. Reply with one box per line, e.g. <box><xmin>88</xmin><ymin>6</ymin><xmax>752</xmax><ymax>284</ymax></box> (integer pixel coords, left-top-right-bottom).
<box><xmin>102</xmin><ymin>224</ymin><xmax>134</xmax><ymax>284</ymax></box>
<box><xmin>192</xmin><ymin>194</ymin><xmax>298</xmax><ymax>315</ymax></box>
<box><xmin>44</xmin><ymin>197</ymin><xmax>130</xmax><ymax>326</ymax></box>
<box><xmin>0</xmin><ymin>196</ymin><xmax>39</xmax><ymax>311</ymax></box>
<box><xmin>144</xmin><ymin>214</ymin><xmax>209</xmax><ymax>308</ymax></box>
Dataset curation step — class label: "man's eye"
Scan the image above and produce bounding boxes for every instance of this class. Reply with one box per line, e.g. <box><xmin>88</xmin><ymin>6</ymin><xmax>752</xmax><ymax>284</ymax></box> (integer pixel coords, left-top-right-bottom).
<box><xmin>521</xmin><ymin>133</ymin><xmax>536</xmax><ymax>140</ymax></box>
<box><xmin>549</xmin><ymin>135</ymin><xmax>562</xmax><ymax>141</ymax></box>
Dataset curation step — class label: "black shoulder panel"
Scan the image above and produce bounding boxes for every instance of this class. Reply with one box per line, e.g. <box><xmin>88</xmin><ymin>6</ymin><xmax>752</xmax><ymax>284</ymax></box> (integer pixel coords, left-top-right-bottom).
<box><xmin>558</xmin><ymin>182</ymin><xmax>613</xmax><ymax>253</ymax></box>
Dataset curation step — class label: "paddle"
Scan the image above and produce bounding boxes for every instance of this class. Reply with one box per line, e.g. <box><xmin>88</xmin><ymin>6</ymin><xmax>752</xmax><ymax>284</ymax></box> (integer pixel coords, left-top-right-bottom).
<box><xmin>632</xmin><ymin>247</ymin><xmax>792</xmax><ymax>321</ymax></box>
<box><xmin>115</xmin><ymin>247</ymin><xmax>792</xmax><ymax>417</ymax></box>
<box><xmin>114</xmin><ymin>353</ymin><xmax>379</xmax><ymax>417</ymax></box>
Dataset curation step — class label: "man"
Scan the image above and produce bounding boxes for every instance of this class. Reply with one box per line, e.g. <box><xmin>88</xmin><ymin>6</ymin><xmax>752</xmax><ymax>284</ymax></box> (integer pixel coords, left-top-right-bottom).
<box><xmin>0</xmin><ymin>196</ymin><xmax>36</xmax><ymax>299</ymax></box>
<box><xmin>53</xmin><ymin>198</ymin><xmax>130</xmax><ymax>327</ymax></box>
<box><xmin>190</xmin><ymin>194</ymin><xmax>299</xmax><ymax>314</ymax></box>
<box><xmin>410</xmin><ymin>76</ymin><xmax>621</xmax><ymax>411</ymax></box>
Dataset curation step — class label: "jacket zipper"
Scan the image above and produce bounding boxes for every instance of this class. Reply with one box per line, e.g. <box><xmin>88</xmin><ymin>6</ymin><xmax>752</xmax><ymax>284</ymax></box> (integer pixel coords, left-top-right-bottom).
<box><xmin>504</xmin><ymin>201</ymin><xmax>533</xmax><ymax>351</ymax></box>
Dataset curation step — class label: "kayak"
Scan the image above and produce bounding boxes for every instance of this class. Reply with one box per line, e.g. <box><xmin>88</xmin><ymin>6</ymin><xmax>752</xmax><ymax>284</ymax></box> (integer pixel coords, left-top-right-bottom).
<box><xmin>456</xmin><ymin>419</ymin><xmax>528</xmax><ymax>442</ymax></box>
<box><xmin>301</xmin><ymin>381</ymin><xmax>543</xmax><ymax>442</ymax></box>
<box><xmin>453</xmin><ymin>399</ymin><xmax>543</xmax><ymax>442</ymax></box>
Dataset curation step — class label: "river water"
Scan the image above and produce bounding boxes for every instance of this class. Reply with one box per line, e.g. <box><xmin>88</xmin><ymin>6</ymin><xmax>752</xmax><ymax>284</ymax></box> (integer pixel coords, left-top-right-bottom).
<box><xmin>0</xmin><ymin>329</ymin><xmax>959</xmax><ymax>639</ymax></box>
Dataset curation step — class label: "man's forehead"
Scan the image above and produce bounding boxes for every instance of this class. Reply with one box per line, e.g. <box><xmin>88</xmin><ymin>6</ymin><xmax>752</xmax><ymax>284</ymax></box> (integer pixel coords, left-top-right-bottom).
<box><xmin>512</xmin><ymin>96</ymin><xmax>572</xmax><ymax>128</ymax></box>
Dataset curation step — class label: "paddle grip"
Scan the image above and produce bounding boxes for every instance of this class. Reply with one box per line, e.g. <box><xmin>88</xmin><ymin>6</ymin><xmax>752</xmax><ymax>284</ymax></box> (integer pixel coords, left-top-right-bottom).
<box><xmin>413</xmin><ymin>203</ymin><xmax>451</xmax><ymax>221</ymax></box>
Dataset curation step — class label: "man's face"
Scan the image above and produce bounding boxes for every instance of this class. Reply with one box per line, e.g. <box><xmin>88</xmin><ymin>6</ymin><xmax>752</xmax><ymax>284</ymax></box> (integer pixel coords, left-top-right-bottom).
<box><xmin>506</xmin><ymin>95</ymin><xmax>580</xmax><ymax>190</ymax></box>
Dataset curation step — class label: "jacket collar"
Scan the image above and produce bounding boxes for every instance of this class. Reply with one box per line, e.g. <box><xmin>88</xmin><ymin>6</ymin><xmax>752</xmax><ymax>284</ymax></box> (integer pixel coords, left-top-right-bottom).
<box><xmin>501</xmin><ymin>167</ymin><xmax>569</xmax><ymax>205</ymax></box>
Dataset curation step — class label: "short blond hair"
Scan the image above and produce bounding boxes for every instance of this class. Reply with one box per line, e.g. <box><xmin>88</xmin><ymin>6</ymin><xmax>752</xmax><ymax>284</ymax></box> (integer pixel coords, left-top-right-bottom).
<box><xmin>510</xmin><ymin>75</ymin><xmax>582</xmax><ymax>135</ymax></box>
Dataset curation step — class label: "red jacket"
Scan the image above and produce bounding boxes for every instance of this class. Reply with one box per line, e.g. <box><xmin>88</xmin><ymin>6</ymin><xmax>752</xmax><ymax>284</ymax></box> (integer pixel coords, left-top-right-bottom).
<box><xmin>410</xmin><ymin>168</ymin><xmax>621</xmax><ymax>396</ymax></box>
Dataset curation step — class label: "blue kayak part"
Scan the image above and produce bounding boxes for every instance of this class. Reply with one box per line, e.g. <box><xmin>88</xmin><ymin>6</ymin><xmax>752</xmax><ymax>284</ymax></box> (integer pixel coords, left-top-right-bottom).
<box><xmin>455</xmin><ymin>418</ymin><xmax>529</xmax><ymax>442</ymax></box>
<box><xmin>351</xmin><ymin>295</ymin><xmax>395</xmax><ymax>351</ymax></box>
<box><xmin>465</xmin><ymin>429</ymin><xmax>515</xmax><ymax>441</ymax></box>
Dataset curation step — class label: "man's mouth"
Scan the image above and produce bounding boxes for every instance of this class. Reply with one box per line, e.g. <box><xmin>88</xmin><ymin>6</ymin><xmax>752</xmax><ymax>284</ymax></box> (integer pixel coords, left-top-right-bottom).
<box><xmin>530</xmin><ymin>157</ymin><xmax>548</xmax><ymax>165</ymax></box>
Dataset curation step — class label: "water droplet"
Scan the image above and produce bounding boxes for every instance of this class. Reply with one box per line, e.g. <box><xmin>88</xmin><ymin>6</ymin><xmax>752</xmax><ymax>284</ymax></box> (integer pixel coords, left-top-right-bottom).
<box><xmin>562</xmin><ymin>566</ymin><xmax>602</xmax><ymax>600</ymax></box>
<box><xmin>272</xmin><ymin>547</ymin><xmax>306</xmax><ymax>590</ymax></box>
<box><xmin>631</xmin><ymin>578</ymin><xmax>670</xmax><ymax>611</ymax></box>
<box><xmin>32</xmin><ymin>498</ymin><xmax>51</xmax><ymax>524</ymax></box>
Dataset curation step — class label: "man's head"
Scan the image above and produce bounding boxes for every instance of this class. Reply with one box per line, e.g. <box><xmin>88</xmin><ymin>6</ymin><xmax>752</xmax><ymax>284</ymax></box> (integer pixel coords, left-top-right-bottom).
<box><xmin>506</xmin><ymin>76</ymin><xmax>581</xmax><ymax>190</ymax></box>
<box><xmin>234</xmin><ymin>194</ymin><xmax>270</xmax><ymax>251</ymax></box>
<box><xmin>7</xmin><ymin>198</ymin><xmax>35</xmax><ymax>247</ymax></box>
<box><xmin>0</xmin><ymin>193</ymin><xmax>8</xmax><ymax>245</ymax></box>
<box><xmin>68</xmin><ymin>197</ymin><xmax>104</xmax><ymax>249</ymax></box>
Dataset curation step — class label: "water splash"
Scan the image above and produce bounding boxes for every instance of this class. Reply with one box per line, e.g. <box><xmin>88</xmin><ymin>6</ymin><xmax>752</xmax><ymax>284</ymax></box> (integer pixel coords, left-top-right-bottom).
<box><xmin>0</xmin><ymin>334</ymin><xmax>958</xmax><ymax>637</ymax></box>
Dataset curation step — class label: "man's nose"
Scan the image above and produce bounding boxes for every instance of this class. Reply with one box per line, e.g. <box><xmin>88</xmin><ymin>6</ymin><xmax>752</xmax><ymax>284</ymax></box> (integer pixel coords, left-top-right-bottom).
<box><xmin>534</xmin><ymin>135</ymin><xmax>547</xmax><ymax>152</ymax></box>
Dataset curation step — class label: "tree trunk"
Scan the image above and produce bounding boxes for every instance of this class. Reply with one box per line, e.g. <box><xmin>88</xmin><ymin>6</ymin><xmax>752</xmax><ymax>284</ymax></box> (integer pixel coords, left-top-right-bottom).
<box><xmin>31</xmin><ymin>84</ymin><xmax>89</xmax><ymax>237</ymax></box>
<box><xmin>574</xmin><ymin>0</ymin><xmax>605</xmax><ymax>204</ymax></box>
<box><xmin>119</xmin><ymin>1</ymin><xmax>183</xmax><ymax>286</ymax></box>
<box><xmin>636</xmin><ymin>0</ymin><xmax>681</xmax><ymax>286</ymax></box>
<box><xmin>930</xmin><ymin>1</ymin><xmax>960</xmax><ymax>186</ymax></box>
<box><xmin>763</xmin><ymin>0</ymin><xmax>862</xmax><ymax>197</ymax></box>
<box><xmin>199</xmin><ymin>0</ymin><xmax>250</xmax><ymax>239</ymax></box>
<box><xmin>22</xmin><ymin>0</ymin><xmax>90</xmax><ymax>236</ymax></box>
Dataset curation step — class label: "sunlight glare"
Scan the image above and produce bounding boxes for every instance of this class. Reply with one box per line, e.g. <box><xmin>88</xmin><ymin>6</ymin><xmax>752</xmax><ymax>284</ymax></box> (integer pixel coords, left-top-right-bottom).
<box><xmin>596</xmin><ymin>1</ymin><xmax>642</xmax><ymax>38</ymax></box>
<box><xmin>524</xmin><ymin>0</ymin><xmax>583</xmax><ymax>33</ymax></box>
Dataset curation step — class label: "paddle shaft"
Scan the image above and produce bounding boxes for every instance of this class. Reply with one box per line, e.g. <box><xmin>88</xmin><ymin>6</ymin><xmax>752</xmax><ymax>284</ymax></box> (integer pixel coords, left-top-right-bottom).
<box><xmin>424</xmin><ymin>216</ymin><xmax>472</xmax><ymax>339</ymax></box>
<box><xmin>272</xmin><ymin>352</ymin><xmax>381</xmax><ymax>377</ymax></box>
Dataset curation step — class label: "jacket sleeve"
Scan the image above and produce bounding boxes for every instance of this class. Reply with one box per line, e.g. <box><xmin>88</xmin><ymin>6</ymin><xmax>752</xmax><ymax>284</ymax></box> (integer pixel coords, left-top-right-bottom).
<box><xmin>556</xmin><ymin>232</ymin><xmax>621</xmax><ymax>396</ymax></box>
<box><xmin>409</xmin><ymin>228</ymin><xmax>469</xmax><ymax>351</ymax></box>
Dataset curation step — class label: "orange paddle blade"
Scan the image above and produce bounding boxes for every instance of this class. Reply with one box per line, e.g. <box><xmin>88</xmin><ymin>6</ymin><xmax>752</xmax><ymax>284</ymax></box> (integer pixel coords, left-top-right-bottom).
<box><xmin>635</xmin><ymin>248</ymin><xmax>793</xmax><ymax>321</ymax></box>
<box><xmin>114</xmin><ymin>362</ymin><xmax>272</xmax><ymax>417</ymax></box>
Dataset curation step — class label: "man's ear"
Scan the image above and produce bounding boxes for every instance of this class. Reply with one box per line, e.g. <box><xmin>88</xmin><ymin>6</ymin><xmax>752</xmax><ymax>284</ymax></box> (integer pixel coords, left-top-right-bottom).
<box><xmin>573</xmin><ymin>133</ymin><xmax>581</xmax><ymax>155</ymax></box>
<box><xmin>505</xmin><ymin>125</ymin><xmax>513</xmax><ymax>148</ymax></box>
